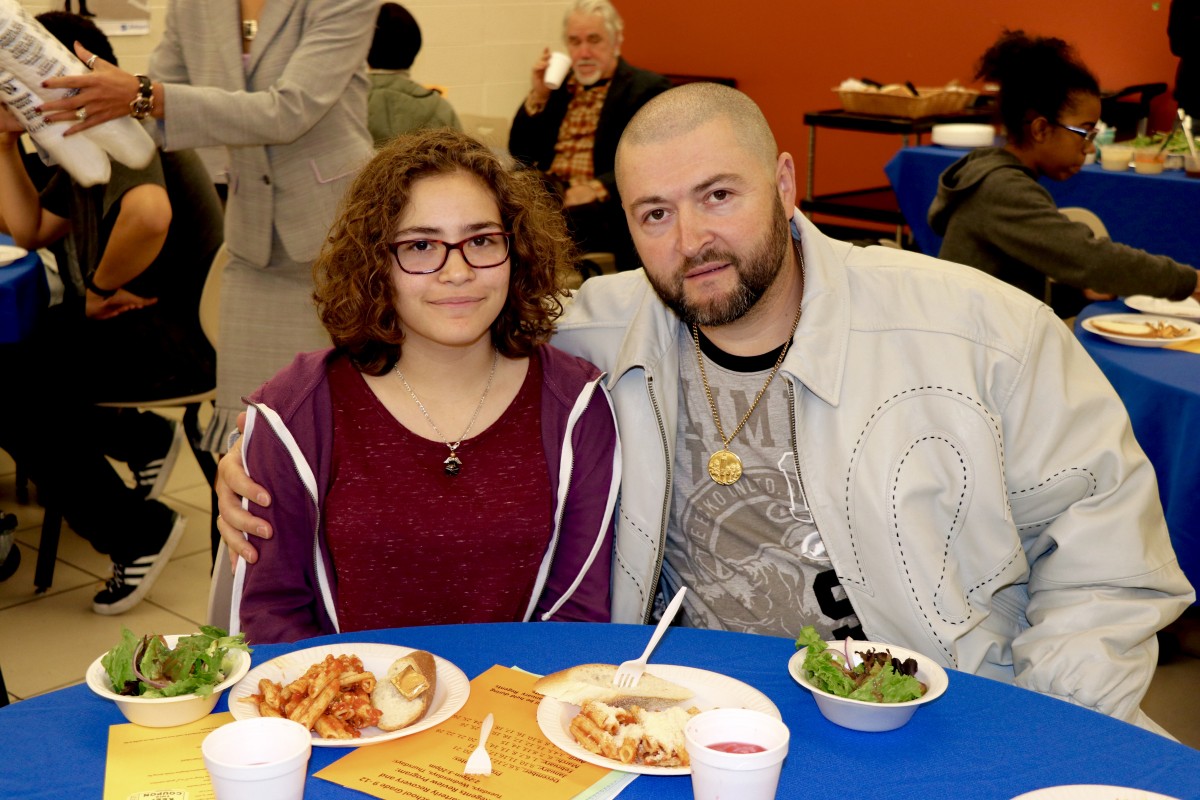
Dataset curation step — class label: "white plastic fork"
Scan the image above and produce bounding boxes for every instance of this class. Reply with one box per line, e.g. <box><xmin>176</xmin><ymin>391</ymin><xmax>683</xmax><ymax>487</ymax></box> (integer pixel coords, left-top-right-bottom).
<box><xmin>612</xmin><ymin>586</ymin><xmax>688</xmax><ymax>689</ymax></box>
<box><xmin>463</xmin><ymin>713</ymin><xmax>494</xmax><ymax>776</ymax></box>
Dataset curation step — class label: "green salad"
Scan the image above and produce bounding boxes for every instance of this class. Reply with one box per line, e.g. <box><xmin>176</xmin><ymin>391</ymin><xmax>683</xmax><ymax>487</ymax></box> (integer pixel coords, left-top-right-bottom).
<box><xmin>795</xmin><ymin>626</ymin><xmax>926</xmax><ymax>703</ymax></box>
<box><xmin>101</xmin><ymin>626</ymin><xmax>251</xmax><ymax>699</ymax></box>
<box><xmin>1130</xmin><ymin>130</ymin><xmax>1193</xmax><ymax>154</ymax></box>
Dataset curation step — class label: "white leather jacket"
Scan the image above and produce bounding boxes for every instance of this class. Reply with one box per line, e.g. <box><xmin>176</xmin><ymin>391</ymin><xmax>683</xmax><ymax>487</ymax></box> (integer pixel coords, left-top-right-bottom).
<box><xmin>552</xmin><ymin>212</ymin><xmax>1194</xmax><ymax>727</ymax></box>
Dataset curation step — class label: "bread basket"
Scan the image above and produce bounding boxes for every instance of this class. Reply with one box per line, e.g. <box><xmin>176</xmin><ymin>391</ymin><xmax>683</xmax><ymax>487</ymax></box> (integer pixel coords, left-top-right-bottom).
<box><xmin>835</xmin><ymin>87</ymin><xmax>979</xmax><ymax>119</ymax></box>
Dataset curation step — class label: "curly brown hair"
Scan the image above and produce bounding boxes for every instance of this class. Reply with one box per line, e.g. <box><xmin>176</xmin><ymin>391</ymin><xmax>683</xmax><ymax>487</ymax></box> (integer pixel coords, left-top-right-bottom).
<box><xmin>314</xmin><ymin>128</ymin><xmax>575</xmax><ymax>375</ymax></box>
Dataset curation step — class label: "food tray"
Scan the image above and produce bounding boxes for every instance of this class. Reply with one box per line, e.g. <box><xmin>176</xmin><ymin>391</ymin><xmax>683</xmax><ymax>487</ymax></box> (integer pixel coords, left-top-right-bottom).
<box><xmin>835</xmin><ymin>87</ymin><xmax>979</xmax><ymax>119</ymax></box>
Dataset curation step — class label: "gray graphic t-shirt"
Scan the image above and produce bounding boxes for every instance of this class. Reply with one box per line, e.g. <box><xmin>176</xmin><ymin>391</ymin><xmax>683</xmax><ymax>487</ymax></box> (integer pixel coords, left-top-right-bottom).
<box><xmin>660</xmin><ymin>330</ymin><xmax>861</xmax><ymax>640</ymax></box>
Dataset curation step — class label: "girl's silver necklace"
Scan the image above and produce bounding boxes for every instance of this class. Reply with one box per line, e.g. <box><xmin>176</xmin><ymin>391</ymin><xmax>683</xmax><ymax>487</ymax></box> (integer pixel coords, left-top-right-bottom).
<box><xmin>393</xmin><ymin>350</ymin><xmax>499</xmax><ymax>476</ymax></box>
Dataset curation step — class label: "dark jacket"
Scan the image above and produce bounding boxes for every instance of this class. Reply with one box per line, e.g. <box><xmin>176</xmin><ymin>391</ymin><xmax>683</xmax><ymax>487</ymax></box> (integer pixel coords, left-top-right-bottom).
<box><xmin>507</xmin><ymin>57</ymin><xmax>673</xmax><ymax>200</ymax></box>
<box><xmin>929</xmin><ymin>146</ymin><xmax>1198</xmax><ymax>307</ymax></box>
<box><xmin>1170</xmin><ymin>0</ymin><xmax>1200</xmax><ymax>114</ymax></box>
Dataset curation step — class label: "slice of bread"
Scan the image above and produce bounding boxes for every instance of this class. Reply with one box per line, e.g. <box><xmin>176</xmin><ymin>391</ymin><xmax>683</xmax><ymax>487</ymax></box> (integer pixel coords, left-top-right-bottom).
<box><xmin>371</xmin><ymin>650</ymin><xmax>437</xmax><ymax>731</ymax></box>
<box><xmin>534</xmin><ymin>664</ymin><xmax>693</xmax><ymax>711</ymax></box>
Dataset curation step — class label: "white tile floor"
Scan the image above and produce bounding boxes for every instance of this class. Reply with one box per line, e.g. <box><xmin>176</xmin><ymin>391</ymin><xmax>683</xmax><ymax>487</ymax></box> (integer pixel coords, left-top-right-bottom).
<box><xmin>1</xmin><ymin>408</ymin><xmax>1198</xmax><ymax>750</ymax></box>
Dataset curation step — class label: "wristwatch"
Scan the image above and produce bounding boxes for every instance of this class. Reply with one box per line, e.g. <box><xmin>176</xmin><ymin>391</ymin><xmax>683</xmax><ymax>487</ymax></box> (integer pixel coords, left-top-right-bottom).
<box><xmin>83</xmin><ymin>271</ymin><xmax>118</xmax><ymax>299</ymax></box>
<box><xmin>129</xmin><ymin>74</ymin><xmax>154</xmax><ymax>120</ymax></box>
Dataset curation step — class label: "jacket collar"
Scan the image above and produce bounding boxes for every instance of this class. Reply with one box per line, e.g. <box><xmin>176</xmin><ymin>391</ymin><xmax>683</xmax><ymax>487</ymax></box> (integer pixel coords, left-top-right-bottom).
<box><xmin>605</xmin><ymin>210</ymin><xmax>852</xmax><ymax>407</ymax></box>
<box><xmin>784</xmin><ymin>211</ymin><xmax>852</xmax><ymax>408</ymax></box>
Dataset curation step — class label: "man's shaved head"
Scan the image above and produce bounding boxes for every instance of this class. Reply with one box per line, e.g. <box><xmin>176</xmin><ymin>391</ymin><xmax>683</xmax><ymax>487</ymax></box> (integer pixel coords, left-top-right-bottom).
<box><xmin>615</xmin><ymin>83</ymin><xmax>778</xmax><ymax>188</ymax></box>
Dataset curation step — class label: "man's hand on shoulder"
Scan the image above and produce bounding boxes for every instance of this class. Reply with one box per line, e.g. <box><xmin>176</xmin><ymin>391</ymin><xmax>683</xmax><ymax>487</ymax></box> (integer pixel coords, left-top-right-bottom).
<box><xmin>216</xmin><ymin>411</ymin><xmax>272</xmax><ymax>570</ymax></box>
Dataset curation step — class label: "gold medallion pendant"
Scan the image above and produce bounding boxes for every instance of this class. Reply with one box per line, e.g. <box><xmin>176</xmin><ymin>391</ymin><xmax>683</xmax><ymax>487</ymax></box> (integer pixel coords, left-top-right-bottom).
<box><xmin>707</xmin><ymin>449</ymin><xmax>743</xmax><ymax>485</ymax></box>
<box><xmin>691</xmin><ymin>296</ymin><xmax>804</xmax><ymax>486</ymax></box>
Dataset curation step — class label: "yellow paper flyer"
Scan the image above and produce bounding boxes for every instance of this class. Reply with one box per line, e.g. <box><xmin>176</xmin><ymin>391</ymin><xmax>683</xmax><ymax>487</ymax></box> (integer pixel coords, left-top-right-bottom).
<box><xmin>317</xmin><ymin>665</ymin><xmax>615</xmax><ymax>800</ymax></box>
<box><xmin>103</xmin><ymin>711</ymin><xmax>231</xmax><ymax>800</ymax></box>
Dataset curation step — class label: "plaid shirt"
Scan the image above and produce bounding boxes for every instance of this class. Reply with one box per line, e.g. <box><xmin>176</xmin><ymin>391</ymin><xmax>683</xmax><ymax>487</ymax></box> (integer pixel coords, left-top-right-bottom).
<box><xmin>548</xmin><ymin>78</ymin><xmax>611</xmax><ymax>194</ymax></box>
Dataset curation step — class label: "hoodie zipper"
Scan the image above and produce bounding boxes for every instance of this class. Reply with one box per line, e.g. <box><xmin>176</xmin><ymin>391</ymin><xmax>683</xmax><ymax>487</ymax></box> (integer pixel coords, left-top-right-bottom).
<box><xmin>644</xmin><ymin>375</ymin><xmax>672</xmax><ymax>624</ymax></box>
<box><xmin>254</xmin><ymin>405</ymin><xmax>330</xmax><ymax>630</ymax></box>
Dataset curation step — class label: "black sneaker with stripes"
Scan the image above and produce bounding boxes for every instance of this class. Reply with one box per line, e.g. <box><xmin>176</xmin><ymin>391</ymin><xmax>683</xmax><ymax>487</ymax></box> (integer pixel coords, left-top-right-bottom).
<box><xmin>128</xmin><ymin>419</ymin><xmax>184</xmax><ymax>501</ymax></box>
<box><xmin>92</xmin><ymin>512</ymin><xmax>186</xmax><ymax>615</ymax></box>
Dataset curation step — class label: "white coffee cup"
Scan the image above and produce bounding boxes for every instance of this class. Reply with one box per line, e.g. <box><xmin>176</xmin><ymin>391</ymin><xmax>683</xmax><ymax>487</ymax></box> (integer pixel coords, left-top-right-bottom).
<box><xmin>684</xmin><ymin>709</ymin><xmax>789</xmax><ymax>800</ymax></box>
<box><xmin>543</xmin><ymin>51</ymin><xmax>572</xmax><ymax>90</ymax></box>
<box><xmin>202</xmin><ymin>717</ymin><xmax>312</xmax><ymax>800</ymax></box>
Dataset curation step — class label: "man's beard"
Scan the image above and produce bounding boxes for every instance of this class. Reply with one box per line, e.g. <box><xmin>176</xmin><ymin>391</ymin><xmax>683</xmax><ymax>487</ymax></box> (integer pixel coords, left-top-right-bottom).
<box><xmin>645</xmin><ymin>193</ymin><xmax>792</xmax><ymax>327</ymax></box>
<box><xmin>572</xmin><ymin>60</ymin><xmax>603</xmax><ymax>86</ymax></box>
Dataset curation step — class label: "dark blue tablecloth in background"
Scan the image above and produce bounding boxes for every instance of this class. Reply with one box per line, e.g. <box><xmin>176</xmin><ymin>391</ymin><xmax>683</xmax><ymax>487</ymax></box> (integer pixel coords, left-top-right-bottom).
<box><xmin>1</xmin><ymin>623</ymin><xmax>1198</xmax><ymax>799</ymax></box>
<box><xmin>1075</xmin><ymin>301</ymin><xmax>1200</xmax><ymax>595</ymax></box>
<box><xmin>0</xmin><ymin>235</ymin><xmax>46</xmax><ymax>343</ymax></box>
<box><xmin>885</xmin><ymin>145</ymin><xmax>1200</xmax><ymax>264</ymax></box>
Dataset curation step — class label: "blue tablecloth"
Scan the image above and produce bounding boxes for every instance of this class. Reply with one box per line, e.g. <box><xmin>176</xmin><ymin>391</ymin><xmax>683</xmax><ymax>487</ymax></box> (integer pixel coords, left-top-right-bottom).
<box><xmin>0</xmin><ymin>235</ymin><xmax>46</xmax><ymax>343</ymax></box>
<box><xmin>1075</xmin><ymin>301</ymin><xmax>1200</xmax><ymax>593</ymax></box>
<box><xmin>885</xmin><ymin>145</ymin><xmax>1200</xmax><ymax>264</ymax></box>
<box><xmin>1</xmin><ymin>622</ymin><xmax>1198</xmax><ymax>799</ymax></box>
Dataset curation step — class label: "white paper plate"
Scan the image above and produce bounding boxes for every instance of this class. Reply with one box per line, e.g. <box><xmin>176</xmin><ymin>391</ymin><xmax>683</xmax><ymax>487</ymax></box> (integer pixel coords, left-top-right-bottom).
<box><xmin>1081</xmin><ymin>313</ymin><xmax>1200</xmax><ymax>348</ymax></box>
<box><xmin>1010</xmin><ymin>786</ymin><xmax>1180</xmax><ymax>800</ymax></box>
<box><xmin>1123</xmin><ymin>295</ymin><xmax>1200</xmax><ymax>320</ymax></box>
<box><xmin>228</xmin><ymin>642</ymin><xmax>469</xmax><ymax>747</ymax></box>
<box><xmin>0</xmin><ymin>244</ymin><xmax>28</xmax><ymax>267</ymax></box>
<box><xmin>536</xmin><ymin>664</ymin><xmax>780</xmax><ymax>776</ymax></box>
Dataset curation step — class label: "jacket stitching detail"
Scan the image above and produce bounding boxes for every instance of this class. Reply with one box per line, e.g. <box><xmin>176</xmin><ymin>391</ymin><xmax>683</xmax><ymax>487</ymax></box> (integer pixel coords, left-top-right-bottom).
<box><xmin>892</xmin><ymin>434</ymin><xmax>969</xmax><ymax>629</ymax></box>
<box><xmin>844</xmin><ymin>385</ymin><xmax>1004</xmax><ymax>589</ymax></box>
<box><xmin>1008</xmin><ymin>467</ymin><xmax>1098</xmax><ymax>498</ymax></box>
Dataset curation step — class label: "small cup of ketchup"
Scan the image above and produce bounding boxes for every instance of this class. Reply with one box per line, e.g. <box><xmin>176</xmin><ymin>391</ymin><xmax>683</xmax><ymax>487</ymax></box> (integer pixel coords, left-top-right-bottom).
<box><xmin>684</xmin><ymin>708</ymin><xmax>789</xmax><ymax>800</ymax></box>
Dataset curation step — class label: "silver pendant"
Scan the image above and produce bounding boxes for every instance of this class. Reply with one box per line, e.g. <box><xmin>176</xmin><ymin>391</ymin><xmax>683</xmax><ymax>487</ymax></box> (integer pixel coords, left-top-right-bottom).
<box><xmin>444</xmin><ymin>452</ymin><xmax>462</xmax><ymax>477</ymax></box>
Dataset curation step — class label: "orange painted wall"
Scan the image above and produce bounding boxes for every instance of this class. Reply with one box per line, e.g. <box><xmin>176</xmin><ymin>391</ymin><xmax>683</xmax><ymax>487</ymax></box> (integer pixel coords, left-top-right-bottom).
<box><xmin>619</xmin><ymin>0</ymin><xmax>1181</xmax><ymax>205</ymax></box>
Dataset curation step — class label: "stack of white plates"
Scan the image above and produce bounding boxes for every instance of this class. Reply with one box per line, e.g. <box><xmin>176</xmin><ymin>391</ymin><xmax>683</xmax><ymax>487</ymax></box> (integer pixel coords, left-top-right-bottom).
<box><xmin>930</xmin><ymin>123</ymin><xmax>995</xmax><ymax>148</ymax></box>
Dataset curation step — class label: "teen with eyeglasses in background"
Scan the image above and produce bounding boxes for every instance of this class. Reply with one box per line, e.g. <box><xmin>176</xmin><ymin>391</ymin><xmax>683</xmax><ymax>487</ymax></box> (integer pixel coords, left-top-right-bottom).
<box><xmin>227</xmin><ymin>129</ymin><xmax>619</xmax><ymax>644</ymax></box>
<box><xmin>929</xmin><ymin>29</ymin><xmax>1200</xmax><ymax>318</ymax></box>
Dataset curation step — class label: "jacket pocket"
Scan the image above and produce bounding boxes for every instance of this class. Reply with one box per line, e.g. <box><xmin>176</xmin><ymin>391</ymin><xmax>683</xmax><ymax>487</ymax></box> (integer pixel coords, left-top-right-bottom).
<box><xmin>308</xmin><ymin>148</ymin><xmax>369</xmax><ymax>185</ymax></box>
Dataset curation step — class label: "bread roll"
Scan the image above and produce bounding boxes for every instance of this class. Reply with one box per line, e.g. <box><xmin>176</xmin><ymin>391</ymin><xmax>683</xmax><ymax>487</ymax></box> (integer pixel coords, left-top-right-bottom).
<box><xmin>370</xmin><ymin>650</ymin><xmax>437</xmax><ymax>731</ymax></box>
<box><xmin>534</xmin><ymin>664</ymin><xmax>693</xmax><ymax>711</ymax></box>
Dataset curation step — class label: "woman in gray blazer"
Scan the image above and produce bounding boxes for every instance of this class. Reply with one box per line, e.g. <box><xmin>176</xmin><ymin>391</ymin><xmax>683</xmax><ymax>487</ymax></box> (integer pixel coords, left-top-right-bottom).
<box><xmin>42</xmin><ymin>0</ymin><xmax>378</xmax><ymax>451</ymax></box>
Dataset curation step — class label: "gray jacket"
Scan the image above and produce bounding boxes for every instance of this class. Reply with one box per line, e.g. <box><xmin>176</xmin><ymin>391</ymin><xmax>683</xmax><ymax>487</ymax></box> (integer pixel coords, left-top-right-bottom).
<box><xmin>552</xmin><ymin>211</ymin><xmax>1193</xmax><ymax>728</ymax></box>
<box><xmin>928</xmin><ymin>146</ymin><xmax>1197</xmax><ymax>303</ymax></box>
<box><xmin>150</xmin><ymin>0</ymin><xmax>376</xmax><ymax>268</ymax></box>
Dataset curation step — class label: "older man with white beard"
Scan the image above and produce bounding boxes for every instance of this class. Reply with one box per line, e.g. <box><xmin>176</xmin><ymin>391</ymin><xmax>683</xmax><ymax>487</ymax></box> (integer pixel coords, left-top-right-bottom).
<box><xmin>507</xmin><ymin>0</ymin><xmax>671</xmax><ymax>272</ymax></box>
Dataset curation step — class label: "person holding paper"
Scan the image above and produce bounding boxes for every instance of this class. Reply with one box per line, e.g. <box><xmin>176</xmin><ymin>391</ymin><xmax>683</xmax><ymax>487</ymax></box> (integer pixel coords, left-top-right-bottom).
<box><xmin>37</xmin><ymin>0</ymin><xmax>378</xmax><ymax>455</ymax></box>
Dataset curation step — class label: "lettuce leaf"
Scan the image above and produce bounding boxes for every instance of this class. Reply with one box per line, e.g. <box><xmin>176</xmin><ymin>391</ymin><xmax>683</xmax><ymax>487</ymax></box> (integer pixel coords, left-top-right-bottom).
<box><xmin>794</xmin><ymin>625</ymin><xmax>925</xmax><ymax>703</ymax></box>
<box><xmin>102</xmin><ymin>626</ymin><xmax>251</xmax><ymax>698</ymax></box>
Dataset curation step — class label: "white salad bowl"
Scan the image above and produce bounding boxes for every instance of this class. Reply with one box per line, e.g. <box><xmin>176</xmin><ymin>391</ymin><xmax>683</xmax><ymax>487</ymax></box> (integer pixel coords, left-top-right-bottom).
<box><xmin>788</xmin><ymin>639</ymin><xmax>948</xmax><ymax>732</ymax></box>
<box><xmin>85</xmin><ymin>634</ymin><xmax>252</xmax><ymax>727</ymax></box>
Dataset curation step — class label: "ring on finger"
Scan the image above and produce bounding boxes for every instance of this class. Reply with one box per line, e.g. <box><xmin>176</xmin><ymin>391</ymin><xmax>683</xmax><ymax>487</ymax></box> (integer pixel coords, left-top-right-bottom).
<box><xmin>85</xmin><ymin>54</ymin><xmax>98</xmax><ymax>69</ymax></box>
<box><xmin>75</xmin><ymin>107</ymin><xmax>88</xmax><ymax>121</ymax></box>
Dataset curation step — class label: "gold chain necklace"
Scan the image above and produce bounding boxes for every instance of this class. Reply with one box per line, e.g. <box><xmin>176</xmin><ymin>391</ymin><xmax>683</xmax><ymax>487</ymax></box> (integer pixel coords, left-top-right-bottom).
<box><xmin>393</xmin><ymin>350</ymin><xmax>499</xmax><ymax>476</ymax></box>
<box><xmin>691</xmin><ymin>299</ymin><xmax>803</xmax><ymax>485</ymax></box>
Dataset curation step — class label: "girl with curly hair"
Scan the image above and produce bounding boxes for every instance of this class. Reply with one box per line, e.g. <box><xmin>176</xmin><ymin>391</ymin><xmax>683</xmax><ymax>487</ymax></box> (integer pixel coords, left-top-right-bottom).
<box><xmin>929</xmin><ymin>30</ymin><xmax>1200</xmax><ymax>317</ymax></box>
<box><xmin>230</xmin><ymin>129</ymin><xmax>620</xmax><ymax>643</ymax></box>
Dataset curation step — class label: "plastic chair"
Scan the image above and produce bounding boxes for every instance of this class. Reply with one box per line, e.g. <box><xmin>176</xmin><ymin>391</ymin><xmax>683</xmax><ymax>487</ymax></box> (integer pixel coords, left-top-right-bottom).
<box><xmin>31</xmin><ymin>244</ymin><xmax>227</xmax><ymax>592</ymax></box>
<box><xmin>207</xmin><ymin>538</ymin><xmax>235</xmax><ymax>631</ymax></box>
